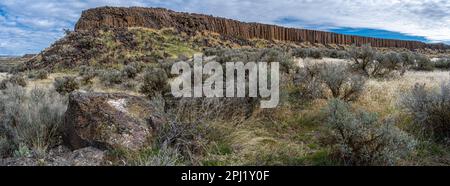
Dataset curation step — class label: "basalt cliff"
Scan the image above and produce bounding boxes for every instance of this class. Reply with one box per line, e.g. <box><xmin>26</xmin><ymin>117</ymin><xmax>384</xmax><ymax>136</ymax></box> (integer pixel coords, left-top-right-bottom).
<box><xmin>75</xmin><ymin>7</ymin><xmax>448</xmax><ymax>50</ymax></box>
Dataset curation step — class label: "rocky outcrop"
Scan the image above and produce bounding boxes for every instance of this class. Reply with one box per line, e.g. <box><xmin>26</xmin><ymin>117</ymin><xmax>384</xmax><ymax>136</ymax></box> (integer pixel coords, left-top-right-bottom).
<box><xmin>62</xmin><ymin>92</ymin><xmax>165</xmax><ymax>151</ymax></box>
<box><xmin>75</xmin><ymin>6</ymin><xmax>448</xmax><ymax>50</ymax></box>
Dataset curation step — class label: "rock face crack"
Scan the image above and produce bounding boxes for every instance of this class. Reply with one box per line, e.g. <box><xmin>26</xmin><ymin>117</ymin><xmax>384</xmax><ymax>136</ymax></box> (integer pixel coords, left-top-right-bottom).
<box><xmin>75</xmin><ymin>6</ymin><xmax>448</xmax><ymax>50</ymax></box>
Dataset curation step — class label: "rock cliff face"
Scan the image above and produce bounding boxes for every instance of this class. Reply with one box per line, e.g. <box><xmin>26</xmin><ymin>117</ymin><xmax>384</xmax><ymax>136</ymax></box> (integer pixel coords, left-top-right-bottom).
<box><xmin>75</xmin><ymin>7</ymin><xmax>447</xmax><ymax>50</ymax></box>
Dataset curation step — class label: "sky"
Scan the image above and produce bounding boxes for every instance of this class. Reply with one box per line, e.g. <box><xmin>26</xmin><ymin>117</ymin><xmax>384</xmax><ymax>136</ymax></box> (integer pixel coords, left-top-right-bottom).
<box><xmin>1</xmin><ymin>0</ymin><xmax>450</xmax><ymax>56</ymax></box>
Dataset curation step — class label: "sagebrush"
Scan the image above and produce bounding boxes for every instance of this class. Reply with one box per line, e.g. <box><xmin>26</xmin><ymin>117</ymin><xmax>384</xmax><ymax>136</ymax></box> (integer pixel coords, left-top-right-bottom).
<box><xmin>323</xmin><ymin>99</ymin><xmax>416</xmax><ymax>166</ymax></box>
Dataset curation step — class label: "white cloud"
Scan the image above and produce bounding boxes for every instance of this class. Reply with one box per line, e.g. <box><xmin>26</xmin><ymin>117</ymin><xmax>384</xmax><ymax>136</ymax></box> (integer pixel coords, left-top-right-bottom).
<box><xmin>0</xmin><ymin>0</ymin><xmax>449</xmax><ymax>55</ymax></box>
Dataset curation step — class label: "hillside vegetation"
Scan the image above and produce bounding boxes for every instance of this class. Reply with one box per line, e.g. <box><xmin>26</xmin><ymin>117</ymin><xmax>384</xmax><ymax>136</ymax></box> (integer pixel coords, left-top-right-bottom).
<box><xmin>0</xmin><ymin>26</ymin><xmax>449</xmax><ymax>166</ymax></box>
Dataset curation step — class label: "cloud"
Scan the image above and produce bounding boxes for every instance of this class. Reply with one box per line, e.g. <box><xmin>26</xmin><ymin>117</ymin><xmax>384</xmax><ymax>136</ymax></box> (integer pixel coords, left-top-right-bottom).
<box><xmin>0</xmin><ymin>0</ymin><xmax>449</xmax><ymax>55</ymax></box>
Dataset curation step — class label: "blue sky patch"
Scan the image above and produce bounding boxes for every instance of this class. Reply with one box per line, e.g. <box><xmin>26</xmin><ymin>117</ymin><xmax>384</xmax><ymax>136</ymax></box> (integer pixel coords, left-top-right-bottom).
<box><xmin>329</xmin><ymin>28</ymin><xmax>430</xmax><ymax>42</ymax></box>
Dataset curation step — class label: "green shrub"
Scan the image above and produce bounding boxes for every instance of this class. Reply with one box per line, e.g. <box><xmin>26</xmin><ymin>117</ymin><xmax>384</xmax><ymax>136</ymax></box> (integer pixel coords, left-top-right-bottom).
<box><xmin>99</xmin><ymin>69</ymin><xmax>123</xmax><ymax>86</ymax></box>
<box><xmin>293</xmin><ymin>63</ymin><xmax>326</xmax><ymax>100</ymax></box>
<box><xmin>323</xmin><ymin>99</ymin><xmax>416</xmax><ymax>166</ymax></box>
<box><xmin>414</xmin><ymin>55</ymin><xmax>434</xmax><ymax>71</ymax></box>
<box><xmin>319</xmin><ymin>64</ymin><xmax>366</xmax><ymax>101</ymax></box>
<box><xmin>54</xmin><ymin>76</ymin><xmax>79</xmax><ymax>95</ymax></box>
<box><xmin>260</xmin><ymin>48</ymin><xmax>295</xmax><ymax>73</ymax></box>
<box><xmin>399</xmin><ymin>52</ymin><xmax>416</xmax><ymax>74</ymax></box>
<box><xmin>0</xmin><ymin>74</ymin><xmax>27</xmax><ymax>89</ymax></box>
<box><xmin>0</xmin><ymin>85</ymin><xmax>67</xmax><ymax>157</ymax></box>
<box><xmin>325</xmin><ymin>49</ymin><xmax>350</xmax><ymax>59</ymax></box>
<box><xmin>78</xmin><ymin>65</ymin><xmax>97</xmax><ymax>76</ymax></box>
<box><xmin>292</xmin><ymin>48</ymin><xmax>324</xmax><ymax>59</ymax></box>
<box><xmin>349</xmin><ymin>44</ymin><xmax>377</xmax><ymax>77</ymax></box>
<box><xmin>122</xmin><ymin>65</ymin><xmax>138</xmax><ymax>79</ymax></box>
<box><xmin>129</xmin><ymin>61</ymin><xmax>146</xmax><ymax>73</ymax></box>
<box><xmin>309</xmin><ymin>49</ymin><xmax>323</xmax><ymax>59</ymax></box>
<box><xmin>28</xmin><ymin>70</ymin><xmax>48</xmax><ymax>80</ymax></box>
<box><xmin>294</xmin><ymin>63</ymin><xmax>366</xmax><ymax>102</ymax></box>
<box><xmin>139</xmin><ymin>68</ymin><xmax>169</xmax><ymax>98</ymax></box>
<box><xmin>433</xmin><ymin>58</ymin><xmax>450</xmax><ymax>70</ymax></box>
<box><xmin>8</xmin><ymin>62</ymin><xmax>27</xmax><ymax>74</ymax></box>
<box><xmin>78</xmin><ymin>66</ymin><xmax>96</xmax><ymax>85</ymax></box>
<box><xmin>80</xmin><ymin>74</ymin><xmax>95</xmax><ymax>86</ymax></box>
<box><xmin>14</xmin><ymin>143</ymin><xmax>32</xmax><ymax>158</ymax></box>
<box><xmin>291</xmin><ymin>48</ymin><xmax>309</xmax><ymax>59</ymax></box>
<box><xmin>378</xmin><ymin>52</ymin><xmax>400</xmax><ymax>74</ymax></box>
<box><xmin>350</xmin><ymin>45</ymin><xmax>415</xmax><ymax>77</ymax></box>
<box><xmin>400</xmin><ymin>83</ymin><xmax>450</xmax><ymax>144</ymax></box>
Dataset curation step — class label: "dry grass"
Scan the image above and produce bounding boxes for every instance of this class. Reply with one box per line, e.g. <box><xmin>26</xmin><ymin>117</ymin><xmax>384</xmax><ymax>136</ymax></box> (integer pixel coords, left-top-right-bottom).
<box><xmin>0</xmin><ymin>73</ymin><xmax>7</xmax><ymax>81</ymax></box>
<box><xmin>357</xmin><ymin>70</ymin><xmax>450</xmax><ymax>116</ymax></box>
<box><xmin>297</xmin><ymin>57</ymin><xmax>450</xmax><ymax>116</ymax></box>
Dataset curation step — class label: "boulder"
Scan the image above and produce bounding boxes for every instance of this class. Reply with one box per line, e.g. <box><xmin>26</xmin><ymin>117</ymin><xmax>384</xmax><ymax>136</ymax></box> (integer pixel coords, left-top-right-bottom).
<box><xmin>63</xmin><ymin>92</ymin><xmax>165</xmax><ymax>151</ymax></box>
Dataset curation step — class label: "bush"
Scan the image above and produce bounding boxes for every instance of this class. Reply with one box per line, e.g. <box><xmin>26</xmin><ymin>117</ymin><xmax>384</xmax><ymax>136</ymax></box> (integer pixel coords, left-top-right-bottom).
<box><xmin>122</xmin><ymin>65</ymin><xmax>138</xmax><ymax>79</ymax></box>
<box><xmin>372</xmin><ymin>52</ymin><xmax>402</xmax><ymax>77</ymax></box>
<box><xmin>0</xmin><ymin>74</ymin><xmax>27</xmax><ymax>89</ymax></box>
<box><xmin>309</xmin><ymin>49</ymin><xmax>323</xmax><ymax>59</ymax></box>
<box><xmin>80</xmin><ymin>74</ymin><xmax>95</xmax><ymax>86</ymax></box>
<box><xmin>54</xmin><ymin>76</ymin><xmax>79</xmax><ymax>95</ymax></box>
<box><xmin>399</xmin><ymin>52</ymin><xmax>416</xmax><ymax>74</ymax></box>
<box><xmin>78</xmin><ymin>66</ymin><xmax>96</xmax><ymax>85</ymax></box>
<box><xmin>349</xmin><ymin>45</ymin><xmax>415</xmax><ymax>78</ymax></box>
<box><xmin>28</xmin><ymin>70</ymin><xmax>48</xmax><ymax>80</ymax></box>
<box><xmin>291</xmin><ymin>48</ymin><xmax>309</xmax><ymax>59</ymax></box>
<box><xmin>414</xmin><ymin>55</ymin><xmax>434</xmax><ymax>71</ymax></box>
<box><xmin>400</xmin><ymin>83</ymin><xmax>450</xmax><ymax>144</ymax></box>
<box><xmin>293</xmin><ymin>63</ymin><xmax>325</xmax><ymax>101</ymax></box>
<box><xmin>294</xmin><ymin>63</ymin><xmax>366</xmax><ymax>102</ymax></box>
<box><xmin>433</xmin><ymin>58</ymin><xmax>450</xmax><ymax>70</ymax></box>
<box><xmin>0</xmin><ymin>85</ymin><xmax>67</xmax><ymax>157</ymax></box>
<box><xmin>139</xmin><ymin>68</ymin><xmax>169</xmax><ymax>98</ymax></box>
<box><xmin>320</xmin><ymin>64</ymin><xmax>366</xmax><ymax>101</ymax></box>
<box><xmin>155</xmin><ymin>118</ymin><xmax>208</xmax><ymax>164</ymax></box>
<box><xmin>325</xmin><ymin>49</ymin><xmax>350</xmax><ymax>59</ymax></box>
<box><xmin>129</xmin><ymin>61</ymin><xmax>146</xmax><ymax>73</ymax></box>
<box><xmin>323</xmin><ymin>99</ymin><xmax>416</xmax><ymax>166</ymax></box>
<box><xmin>349</xmin><ymin>44</ymin><xmax>378</xmax><ymax>77</ymax></box>
<box><xmin>260</xmin><ymin>48</ymin><xmax>295</xmax><ymax>73</ymax></box>
<box><xmin>292</xmin><ymin>48</ymin><xmax>327</xmax><ymax>59</ymax></box>
<box><xmin>78</xmin><ymin>65</ymin><xmax>96</xmax><ymax>76</ymax></box>
<box><xmin>99</xmin><ymin>69</ymin><xmax>123</xmax><ymax>86</ymax></box>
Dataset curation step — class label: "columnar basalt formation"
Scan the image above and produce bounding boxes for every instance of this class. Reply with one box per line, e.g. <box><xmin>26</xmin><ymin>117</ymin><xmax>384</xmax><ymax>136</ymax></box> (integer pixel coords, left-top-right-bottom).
<box><xmin>75</xmin><ymin>7</ymin><xmax>447</xmax><ymax>50</ymax></box>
